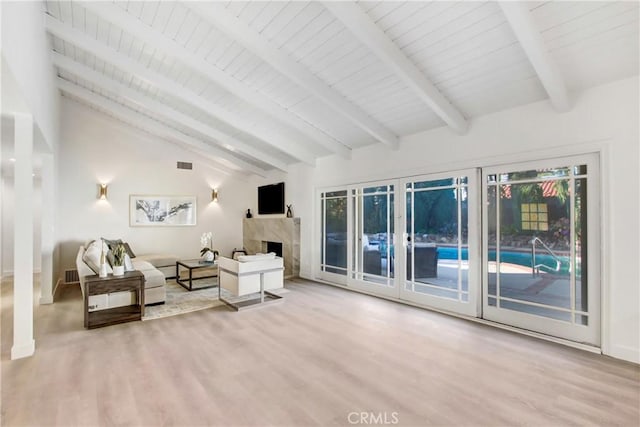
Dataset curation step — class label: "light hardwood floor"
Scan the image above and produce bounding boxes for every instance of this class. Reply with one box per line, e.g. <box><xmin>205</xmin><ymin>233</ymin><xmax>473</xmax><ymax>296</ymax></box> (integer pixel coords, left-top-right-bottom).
<box><xmin>1</xmin><ymin>276</ymin><xmax>639</xmax><ymax>426</ymax></box>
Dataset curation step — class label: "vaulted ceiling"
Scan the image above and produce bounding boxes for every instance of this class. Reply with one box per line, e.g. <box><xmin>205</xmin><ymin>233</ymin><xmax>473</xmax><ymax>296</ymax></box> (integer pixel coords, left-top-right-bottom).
<box><xmin>44</xmin><ymin>1</ymin><xmax>639</xmax><ymax>177</ymax></box>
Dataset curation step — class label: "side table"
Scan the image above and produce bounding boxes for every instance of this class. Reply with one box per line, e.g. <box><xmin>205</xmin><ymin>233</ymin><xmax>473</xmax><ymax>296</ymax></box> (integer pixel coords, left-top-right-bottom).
<box><xmin>84</xmin><ymin>270</ymin><xmax>145</xmax><ymax>329</ymax></box>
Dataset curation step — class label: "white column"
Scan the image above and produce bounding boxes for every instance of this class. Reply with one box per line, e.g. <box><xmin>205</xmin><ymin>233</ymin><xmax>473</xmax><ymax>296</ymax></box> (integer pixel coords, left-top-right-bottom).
<box><xmin>39</xmin><ymin>153</ymin><xmax>54</xmax><ymax>304</ymax></box>
<box><xmin>12</xmin><ymin>113</ymin><xmax>35</xmax><ymax>360</ymax></box>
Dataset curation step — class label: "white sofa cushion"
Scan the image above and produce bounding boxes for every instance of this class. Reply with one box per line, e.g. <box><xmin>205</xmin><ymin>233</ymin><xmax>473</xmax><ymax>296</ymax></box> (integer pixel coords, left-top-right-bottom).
<box><xmin>139</xmin><ymin>268</ymin><xmax>165</xmax><ymax>290</ymax></box>
<box><xmin>76</xmin><ymin>246</ymin><xmax>95</xmax><ymax>298</ymax></box>
<box><xmin>131</xmin><ymin>260</ymin><xmax>156</xmax><ymax>271</ymax></box>
<box><xmin>135</xmin><ymin>254</ymin><xmax>178</xmax><ymax>268</ymax></box>
<box><xmin>236</xmin><ymin>252</ymin><xmax>276</xmax><ymax>262</ymax></box>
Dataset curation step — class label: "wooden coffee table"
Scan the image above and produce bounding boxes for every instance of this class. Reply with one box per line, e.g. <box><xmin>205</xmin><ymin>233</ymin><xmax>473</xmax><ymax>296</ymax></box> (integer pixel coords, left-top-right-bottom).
<box><xmin>176</xmin><ymin>259</ymin><xmax>218</xmax><ymax>291</ymax></box>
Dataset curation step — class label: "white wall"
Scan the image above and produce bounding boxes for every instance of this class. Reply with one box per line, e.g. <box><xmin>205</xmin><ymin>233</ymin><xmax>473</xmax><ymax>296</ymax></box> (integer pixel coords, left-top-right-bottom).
<box><xmin>284</xmin><ymin>77</ymin><xmax>639</xmax><ymax>363</ymax></box>
<box><xmin>1</xmin><ymin>1</ymin><xmax>60</xmax><ymax>150</ymax></box>
<box><xmin>56</xmin><ymin>99</ymin><xmax>254</xmax><ymax>272</ymax></box>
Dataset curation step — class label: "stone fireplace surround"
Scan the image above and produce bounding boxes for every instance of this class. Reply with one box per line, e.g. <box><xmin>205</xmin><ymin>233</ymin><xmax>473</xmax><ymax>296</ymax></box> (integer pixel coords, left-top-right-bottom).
<box><xmin>242</xmin><ymin>218</ymin><xmax>300</xmax><ymax>278</ymax></box>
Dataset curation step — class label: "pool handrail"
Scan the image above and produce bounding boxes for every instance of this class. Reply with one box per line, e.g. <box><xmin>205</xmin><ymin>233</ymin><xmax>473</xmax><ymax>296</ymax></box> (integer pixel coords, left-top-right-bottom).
<box><xmin>530</xmin><ymin>237</ymin><xmax>562</xmax><ymax>277</ymax></box>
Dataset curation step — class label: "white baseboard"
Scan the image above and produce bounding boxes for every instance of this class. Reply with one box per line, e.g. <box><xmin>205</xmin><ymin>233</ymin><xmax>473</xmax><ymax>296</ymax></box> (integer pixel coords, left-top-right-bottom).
<box><xmin>39</xmin><ymin>294</ymin><xmax>53</xmax><ymax>304</ymax></box>
<box><xmin>608</xmin><ymin>344</ymin><xmax>640</xmax><ymax>364</ymax></box>
<box><xmin>11</xmin><ymin>340</ymin><xmax>35</xmax><ymax>360</ymax></box>
<box><xmin>52</xmin><ymin>278</ymin><xmax>63</xmax><ymax>299</ymax></box>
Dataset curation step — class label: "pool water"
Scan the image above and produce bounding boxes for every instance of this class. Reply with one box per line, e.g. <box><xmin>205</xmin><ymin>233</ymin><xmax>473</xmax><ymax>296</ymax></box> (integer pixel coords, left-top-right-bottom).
<box><xmin>377</xmin><ymin>242</ymin><xmax>573</xmax><ymax>275</ymax></box>
<box><xmin>437</xmin><ymin>246</ymin><xmax>572</xmax><ymax>275</ymax></box>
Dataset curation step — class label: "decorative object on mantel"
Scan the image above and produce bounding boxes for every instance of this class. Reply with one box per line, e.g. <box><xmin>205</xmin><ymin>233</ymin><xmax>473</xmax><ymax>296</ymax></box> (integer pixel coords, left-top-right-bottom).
<box><xmin>112</xmin><ymin>244</ymin><xmax>126</xmax><ymax>276</ymax></box>
<box><xmin>286</xmin><ymin>204</ymin><xmax>293</xmax><ymax>218</ymax></box>
<box><xmin>200</xmin><ymin>232</ymin><xmax>218</xmax><ymax>262</ymax></box>
<box><xmin>246</xmin><ymin>208</ymin><xmax>252</xmax><ymax>218</ymax></box>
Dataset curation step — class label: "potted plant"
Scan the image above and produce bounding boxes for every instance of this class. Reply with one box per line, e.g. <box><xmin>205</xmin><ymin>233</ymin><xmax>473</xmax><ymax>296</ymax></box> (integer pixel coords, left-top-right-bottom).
<box><xmin>200</xmin><ymin>232</ymin><xmax>218</xmax><ymax>262</ymax></box>
<box><xmin>112</xmin><ymin>244</ymin><xmax>126</xmax><ymax>276</ymax></box>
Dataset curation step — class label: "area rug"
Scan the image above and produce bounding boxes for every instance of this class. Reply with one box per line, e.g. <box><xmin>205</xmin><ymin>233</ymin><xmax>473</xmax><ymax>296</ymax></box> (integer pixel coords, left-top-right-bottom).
<box><xmin>143</xmin><ymin>278</ymin><xmax>223</xmax><ymax>321</ymax></box>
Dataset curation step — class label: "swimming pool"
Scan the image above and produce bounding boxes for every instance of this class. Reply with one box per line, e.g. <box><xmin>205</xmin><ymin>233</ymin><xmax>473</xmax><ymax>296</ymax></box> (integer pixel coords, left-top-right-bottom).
<box><xmin>437</xmin><ymin>246</ymin><xmax>572</xmax><ymax>275</ymax></box>
<box><xmin>374</xmin><ymin>242</ymin><xmax>572</xmax><ymax>275</ymax></box>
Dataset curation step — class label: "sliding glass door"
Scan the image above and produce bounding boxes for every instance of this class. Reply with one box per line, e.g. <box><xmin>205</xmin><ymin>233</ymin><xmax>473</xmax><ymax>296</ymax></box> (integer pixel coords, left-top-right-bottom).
<box><xmin>319</xmin><ymin>189</ymin><xmax>348</xmax><ymax>284</ymax></box>
<box><xmin>317</xmin><ymin>154</ymin><xmax>600</xmax><ymax>346</ymax></box>
<box><xmin>400</xmin><ymin>170</ymin><xmax>480</xmax><ymax>316</ymax></box>
<box><xmin>318</xmin><ymin>173</ymin><xmax>480</xmax><ymax>314</ymax></box>
<box><xmin>482</xmin><ymin>155</ymin><xmax>600</xmax><ymax>345</ymax></box>
<box><xmin>349</xmin><ymin>182</ymin><xmax>398</xmax><ymax>297</ymax></box>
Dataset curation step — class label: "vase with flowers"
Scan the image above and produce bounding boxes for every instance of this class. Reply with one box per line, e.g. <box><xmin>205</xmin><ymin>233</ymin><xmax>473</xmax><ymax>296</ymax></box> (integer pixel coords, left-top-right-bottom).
<box><xmin>200</xmin><ymin>232</ymin><xmax>218</xmax><ymax>262</ymax></box>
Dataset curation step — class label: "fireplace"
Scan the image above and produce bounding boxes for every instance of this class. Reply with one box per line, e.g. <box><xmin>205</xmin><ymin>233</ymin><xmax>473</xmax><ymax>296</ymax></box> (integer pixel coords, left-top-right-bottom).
<box><xmin>243</xmin><ymin>218</ymin><xmax>300</xmax><ymax>278</ymax></box>
<box><xmin>264</xmin><ymin>241</ymin><xmax>283</xmax><ymax>258</ymax></box>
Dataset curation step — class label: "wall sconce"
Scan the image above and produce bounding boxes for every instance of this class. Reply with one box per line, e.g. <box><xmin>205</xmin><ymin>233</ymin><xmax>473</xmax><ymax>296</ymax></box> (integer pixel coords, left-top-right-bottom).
<box><xmin>98</xmin><ymin>183</ymin><xmax>108</xmax><ymax>200</ymax></box>
<box><xmin>211</xmin><ymin>188</ymin><xmax>218</xmax><ymax>202</ymax></box>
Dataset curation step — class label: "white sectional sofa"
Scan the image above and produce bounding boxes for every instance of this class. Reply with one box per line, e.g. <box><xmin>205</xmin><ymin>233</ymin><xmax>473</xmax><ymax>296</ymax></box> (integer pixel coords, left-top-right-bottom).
<box><xmin>218</xmin><ymin>253</ymin><xmax>284</xmax><ymax>297</ymax></box>
<box><xmin>75</xmin><ymin>239</ymin><xmax>177</xmax><ymax>306</ymax></box>
<box><xmin>134</xmin><ymin>254</ymin><xmax>178</xmax><ymax>279</ymax></box>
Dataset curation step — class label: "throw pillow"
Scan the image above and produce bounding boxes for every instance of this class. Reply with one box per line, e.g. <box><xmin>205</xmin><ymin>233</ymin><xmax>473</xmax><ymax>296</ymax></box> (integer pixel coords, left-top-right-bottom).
<box><xmin>123</xmin><ymin>242</ymin><xmax>136</xmax><ymax>258</ymax></box>
<box><xmin>106</xmin><ymin>249</ymin><xmax>115</xmax><ymax>267</ymax></box>
<box><xmin>124</xmin><ymin>254</ymin><xmax>135</xmax><ymax>272</ymax></box>
<box><xmin>82</xmin><ymin>240</ymin><xmax>113</xmax><ymax>274</ymax></box>
<box><xmin>103</xmin><ymin>239</ymin><xmax>136</xmax><ymax>263</ymax></box>
<box><xmin>102</xmin><ymin>238</ymin><xmax>123</xmax><ymax>250</ymax></box>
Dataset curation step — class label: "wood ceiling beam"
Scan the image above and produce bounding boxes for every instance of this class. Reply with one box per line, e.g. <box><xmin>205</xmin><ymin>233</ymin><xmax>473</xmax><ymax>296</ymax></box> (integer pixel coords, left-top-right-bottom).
<box><xmin>45</xmin><ymin>14</ymin><xmax>316</xmax><ymax>166</ymax></box>
<box><xmin>499</xmin><ymin>2</ymin><xmax>571</xmax><ymax>112</ymax></box>
<box><xmin>82</xmin><ymin>2</ymin><xmax>350</xmax><ymax>159</ymax></box>
<box><xmin>52</xmin><ymin>52</ymin><xmax>288</xmax><ymax>173</ymax></box>
<box><xmin>190</xmin><ymin>2</ymin><xmax>399</xmax><ymax>149</ymax></box>
<box><xmin>57</xmin><ymin>78</ymin><xmax>268</xmax><ymax>177</ymax></box>
<box><xmin>323</xmin><ymin>2</ymin><xmax>469</xmax><ymax>135</ymax></box>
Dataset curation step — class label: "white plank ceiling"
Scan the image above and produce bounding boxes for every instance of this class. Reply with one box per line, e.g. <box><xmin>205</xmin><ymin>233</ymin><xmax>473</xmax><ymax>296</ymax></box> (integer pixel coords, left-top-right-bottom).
<box><xmin>44</xmin><ymin>1</ymin><xmax>639</xmax><ymax>176</ymax></box>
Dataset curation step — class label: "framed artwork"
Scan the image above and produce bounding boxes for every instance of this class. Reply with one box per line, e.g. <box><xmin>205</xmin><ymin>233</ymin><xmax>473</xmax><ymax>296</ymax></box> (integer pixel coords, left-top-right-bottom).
<box><xmin>129</xmin><ymin>195</ymin><xmax>196</xmax><ymax>226</ymax></box>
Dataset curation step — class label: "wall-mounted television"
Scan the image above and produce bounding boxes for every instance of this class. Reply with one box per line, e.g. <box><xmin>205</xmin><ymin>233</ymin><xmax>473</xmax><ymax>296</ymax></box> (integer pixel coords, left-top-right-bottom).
<box><xmin>258</xmin><ymin>182</ymin><xmax>285</xmax><ymax>215</ymax></box>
